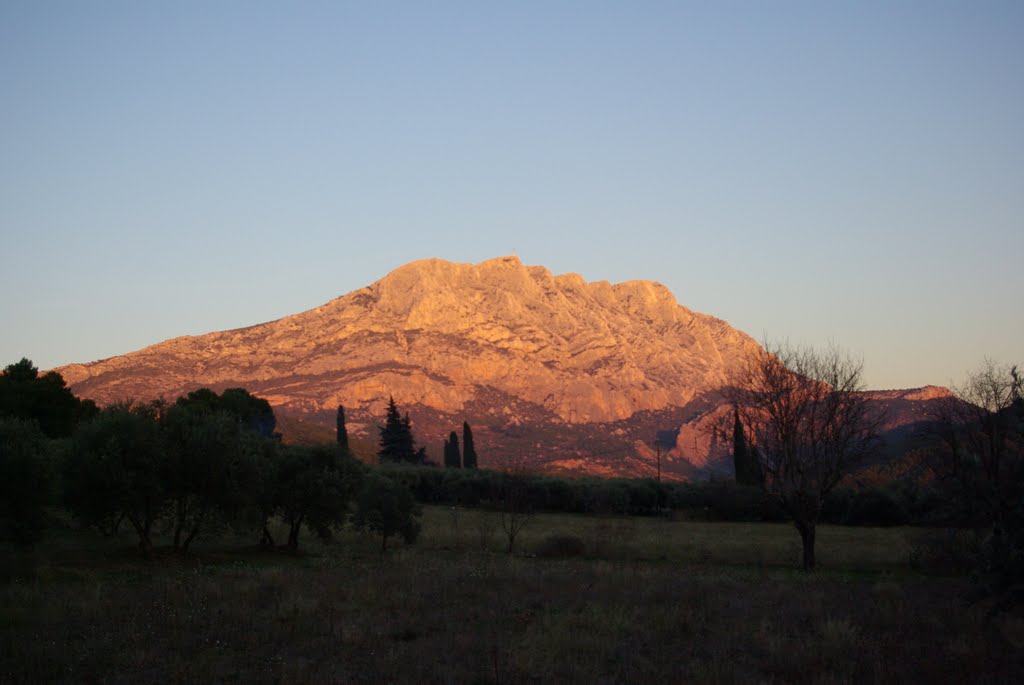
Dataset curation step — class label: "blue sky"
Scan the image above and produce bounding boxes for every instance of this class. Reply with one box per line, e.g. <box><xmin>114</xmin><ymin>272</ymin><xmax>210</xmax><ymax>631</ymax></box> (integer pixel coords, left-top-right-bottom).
<box><xmin>1</xmin><ymin>1</ymin><xmax>1021</xmax><ymax>390</ymax></box>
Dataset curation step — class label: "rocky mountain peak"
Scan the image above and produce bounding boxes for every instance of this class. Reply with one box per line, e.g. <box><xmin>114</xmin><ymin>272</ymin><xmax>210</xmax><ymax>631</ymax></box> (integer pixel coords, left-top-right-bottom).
<box><xmin>60</xmin><ymin>256</ymin><xmax>945</xmax><ymax>477</ymax></box>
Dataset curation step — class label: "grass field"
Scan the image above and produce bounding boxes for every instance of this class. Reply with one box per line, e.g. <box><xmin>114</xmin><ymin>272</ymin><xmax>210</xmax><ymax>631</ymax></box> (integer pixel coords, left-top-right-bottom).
<box><xmin>2</xmin><ymin>507</ymin><xmax>1022</xmax><ymax>684</ymax></box>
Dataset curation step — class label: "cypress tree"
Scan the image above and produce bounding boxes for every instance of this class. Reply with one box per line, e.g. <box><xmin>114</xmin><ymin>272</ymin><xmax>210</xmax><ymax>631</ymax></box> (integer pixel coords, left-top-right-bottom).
<box><xmin>733</xmin><ymin>407</ymin><xmax>748</xmax><ymax>483</ymax></box>
<box><xmin>733</xmin><ymin>408</ymin><xmax>763</xmax><ymax>485</ymax></box>
<box><xmin>444</xmin><ymin>430</ymin><xmax>461</xmax><ymax>468</ymax></box>
<box><xmin>336</xmin><ymin>405</ymin><xmax>348</xmax><ymax>449</ymax></box>
<box><xmin>462</xmin><ymin>421</ymin><xmax>477</xmax><ymax>469</ymax></box>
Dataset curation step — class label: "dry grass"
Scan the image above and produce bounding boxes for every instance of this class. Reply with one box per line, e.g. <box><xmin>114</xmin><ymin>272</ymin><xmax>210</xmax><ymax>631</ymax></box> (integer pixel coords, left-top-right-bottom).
<box><xmin>1</xmin><ymin>508</ymin><xmax>1021</xmax><ymax>684</ymax></box>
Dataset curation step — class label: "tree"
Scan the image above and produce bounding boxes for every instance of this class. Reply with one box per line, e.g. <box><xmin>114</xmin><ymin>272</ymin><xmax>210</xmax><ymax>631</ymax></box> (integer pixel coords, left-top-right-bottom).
<box><xmin>0</xmin><ymin>417</ymin><xmax>52</xmax><ymax>546</ymax></box>
<box><xmin>218</xmin><ymin>388</ymin><xmax>277</xmax><ymax>438</ymax></box>
<box><xmin>0</xmin><ymin>358</ymin><xmax>96</xmax><ymax>438</ymax></box>
<box><xmin>66</xmin><ymin>402</ymin><xmax>168</xmax><ymax>555</ymax></box>
<box><xmin>731</xmin><ymin>341</ymin><xmax>882</xmax><ymax>570</ymax></box>
<box><xmin>161</xmin><ymin>402</ymin><xmax>249</xmax><ymax>552</ymax></box>
<box><xmin>274</xmin><ymin>444</ymin><xmax>364</xmax><ymax>549</ymax></box>
<box><xmin>378</xmin><ymin>397</ymin><xmax>417</xmax><ymax>463</ymax></box>
<box><xmin>462</xmin><ymin>421</ymin><xmax>478</xmax><ymax>469</ymax></box>
<box><xmin>444</xmin><ymin>430</ymin><xmax>461</xmax><ymax>468</ymax></box>
<box><xmin>931</xmin><ymin>359</ymin><xmax>1023</xmax><ymax>604</ymax></box>
<box><xmin>336</xmin><ymin>405</ymin><xmax>348</xmax><ymax>449</ymax></box>
<box><xmin>352</xmin><ymin>473</ymin><xmax>422</xmax><ymax>551</ymax></box>
<box><xmin>496</xmin><ymin>472</ymin><xmax>532</xmax><ymax>553</ymax></box>
<box><xmin>732</xmin><ymin>407</ymin><xmax>762</xmax><ymax>485</ymax></box>
<box><xmin>178</xmin><ymin>387</ymin><xmax>277</xmax><ymax>439</ymax></box>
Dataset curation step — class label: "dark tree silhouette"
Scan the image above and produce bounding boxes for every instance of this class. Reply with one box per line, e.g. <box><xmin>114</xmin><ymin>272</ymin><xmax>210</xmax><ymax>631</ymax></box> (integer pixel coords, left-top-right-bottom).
<box><xmin>177</xmin><ymin>387</ymin><xmax>276</xmax><ymax>438</ymax></box>
<box><xmin>336</xmin><ymin>405</ymin><xmax>349</xmax><ymax>449</ymax></box>
<box><xmin>352</xmin><ymin>473</ymin><xmax>422</xmax><ymax>551</ymax></box>
<box><xmin>67</xmin><ymin>402</ymin><xmax>168</xmax><ymax>556</ymax></box>
<box><xmin>161</xmin><ymin>403</ymin><xmax>249</xmax><ymax>552</ymax></box>
<box><xmin>0</xmin><ymin>358</ymin><xmax>96</xmax><ymax>438</ymax></box>
<box><xmin>219</xmin><ymin>388</ymin><xmax>277</xmax><ymax>438</ymax></box>
<box><xmin>378</xmin><ymin>397</ymin><xmax>418</xmax><ymax>463</ymax></box>
<box><xmin>731</xmin><ymin>341</ymin><xmax>882</xmax><ymax>570</ymax></box>
<box><xmin>732</xmin><ymin>407</ymin><xmax>762</xmax><ymax>485</ymax></box>
<box><xmin>444</xmin><ymin>430</ymin><xmax>461</xmax><ymax>468</ymax></box>
<box><xmin>0</xmin><ymin>417</ymin><xmax>52</xmax><ymax>546</ymax></box>
<box><xmin>931</xmin><ymin>359</ymin><xmax>1023</xmax><ymax>604</ymax></box>
<box><xmin>462</xmin><ymin>421</ymin><xmax>478</xmax><ymax>469</ymax></box>
<box><xmin>275</xmin><ymin>444</ymin><xmax>363</xmax><ymax>549</ymax></box>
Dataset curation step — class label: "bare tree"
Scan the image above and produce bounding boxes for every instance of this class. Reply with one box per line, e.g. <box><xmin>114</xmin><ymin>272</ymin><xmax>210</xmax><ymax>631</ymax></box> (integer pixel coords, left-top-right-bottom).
<box><xmin>496</xmin><ymin>472</ymin><xmax>533</xmax><ymax>554</ymax></box>
<box><xmin>930</xmin><ymin>360</ymin><xmax>1023</xmax><ymax>599</ymax></box>
<box><xmin>730</xmin><ymin>341</ymin><xmax>882</xmax><ymax>570</ymax></box>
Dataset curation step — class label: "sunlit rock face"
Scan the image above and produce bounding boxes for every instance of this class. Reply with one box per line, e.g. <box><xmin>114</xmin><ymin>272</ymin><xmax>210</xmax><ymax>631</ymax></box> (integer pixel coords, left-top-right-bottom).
<box><xmin>55</xmin><ymin>257</ymin><xmax>945</xmax><ymax>478</ymax></box>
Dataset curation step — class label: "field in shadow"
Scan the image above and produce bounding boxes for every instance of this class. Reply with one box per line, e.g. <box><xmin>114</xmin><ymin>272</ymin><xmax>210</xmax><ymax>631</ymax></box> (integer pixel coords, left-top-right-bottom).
<box><xmin>2</xmin><ymin>508</ymin><xmax>1022</xmax><ymax>684</ymax></box>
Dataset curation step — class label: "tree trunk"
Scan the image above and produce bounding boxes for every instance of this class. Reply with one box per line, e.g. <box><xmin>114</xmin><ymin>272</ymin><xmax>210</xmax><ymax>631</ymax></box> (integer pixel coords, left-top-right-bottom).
<box><xmin>181</xmin><ymin>508</ymin><xmax>206</xmax><ymax>553</ymax></box>
<box><xmin>287</xmin><ymin>515</ymin><xmax>303</xmax><ymax>550</ymax></box>
<box><xmin>796</xmin><ymin>519</ymin><xmax>816</xmax><ymax>571</ymax></box>
<box><xmin>173</xmin><ymin>499</ymin><xmax>186</xmax><ymax>550</ymax></box>
<box><xmin>127</xmin><ymin>515</ymin><xmax>152</xmax><ymax>559</ymax></box>
<box><xmin>261</xmin><ymin>525</ymin><xmax>275</xmax><ymax>547</ymax></box>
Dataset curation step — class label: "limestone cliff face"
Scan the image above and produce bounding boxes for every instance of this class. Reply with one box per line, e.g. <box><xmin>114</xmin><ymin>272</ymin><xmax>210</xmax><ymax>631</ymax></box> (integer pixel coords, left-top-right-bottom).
<box><xmin>60</xmin><ymin>256</ymin><xmax>761</xmax><ymax>425</ymax></box>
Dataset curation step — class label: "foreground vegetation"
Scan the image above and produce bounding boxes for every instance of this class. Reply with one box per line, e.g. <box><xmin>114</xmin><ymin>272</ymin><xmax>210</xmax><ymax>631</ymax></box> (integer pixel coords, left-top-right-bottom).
<box><xmin>3</xmin><ymin>509</ymin><xmax>1023</xmax><ymax>684</ymax></box>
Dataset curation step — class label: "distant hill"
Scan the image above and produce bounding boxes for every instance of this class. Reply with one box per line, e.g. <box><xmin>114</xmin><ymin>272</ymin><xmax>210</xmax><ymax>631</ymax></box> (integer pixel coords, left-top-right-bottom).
<box><xmin>55</xmin><ymin>256</ymin><xmax>948</xmax><ymax>479</ymax></box>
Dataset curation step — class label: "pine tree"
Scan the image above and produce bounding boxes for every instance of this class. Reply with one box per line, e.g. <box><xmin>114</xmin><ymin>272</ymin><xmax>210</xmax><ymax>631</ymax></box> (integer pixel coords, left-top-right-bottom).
<box><xmin>336</xmin><ymin>405</ymin><xmax>348</xmax><ymax>449</ymax></box>
<box><xmin>378</xmin><ymin>398</ymin><xmax>418</xmax><ymax>463</ymax></box>
<box><xmin>378</xmin><ymin>397</ymin><xmax>405</xmax><ymax>463</ymax></box>
<box><xmin>462</xmin><ymin>421</ymin><xmax>478</xmax><ymax>469</ymax></box>
<box><xmin>444</xmin><ymin>430</ymin><xmax>461</xmax><ymax>468</ymax></box>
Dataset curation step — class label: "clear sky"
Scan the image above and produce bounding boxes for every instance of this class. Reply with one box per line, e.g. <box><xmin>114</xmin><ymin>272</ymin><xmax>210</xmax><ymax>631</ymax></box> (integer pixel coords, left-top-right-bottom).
<box><xmin>1</xmin><ymin>1</ymin><xmax>1021</xmax><ymax>390</ymax></box>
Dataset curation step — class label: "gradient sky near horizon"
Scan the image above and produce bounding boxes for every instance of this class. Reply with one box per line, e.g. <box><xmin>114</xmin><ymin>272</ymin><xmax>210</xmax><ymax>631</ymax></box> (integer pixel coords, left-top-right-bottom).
<box><xmin>2</xmin><ymin>1</ymin><xmax>1021</xmax><ymax>391</ymax></box>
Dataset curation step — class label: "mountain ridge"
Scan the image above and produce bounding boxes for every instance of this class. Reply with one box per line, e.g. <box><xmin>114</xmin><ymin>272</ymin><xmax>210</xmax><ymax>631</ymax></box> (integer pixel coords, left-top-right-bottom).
<box><xmin>54</xmin><ymin>256</ymin><xmax>946</xmax><ymax>477</ymax></box>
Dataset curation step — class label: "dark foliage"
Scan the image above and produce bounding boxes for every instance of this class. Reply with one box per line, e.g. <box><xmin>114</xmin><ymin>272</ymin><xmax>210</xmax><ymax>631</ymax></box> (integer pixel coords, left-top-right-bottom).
<box><xmin>0</xmin><ymin>358</ymin><xmax>97</xmax><ymax>438</ymax></box>
<box><xmin>66</xmin><ymin>402</ymin><xmax>168</xmax><ymax>554</ymax></box>
<box><xmin>0</xmin><ymin>417</ymin><xmax>52</xmax><ymax>546</ymax></box>
<box><xmin>353</xmin><ymin>473</ymin><xmax>422</xmax><ymax>551</ymax></box>
<box><xmin>444</xmin><ymin>430</ymin><xmax>461</xmax><ymax>468</ymax></box>
<box><xmin>378</xmin><ymin>397</ymin><xmax>420</xmax><ymax>464</ymax></box>
<box><xmin>274</xmin><ymin>444</ymin><xmax>364</xmax><ymax>549</ymax></box>
<box><xmin>930</xmin><ymin>360</ymin><xmax>1023</xmax><ymax>608</ymax></box>
<box><xmin>336</xmin><ymin>404</ymin><xmax>348</xmax><ymax>449</ymax></box>
<box><xmin>732</xmin><ymin>407</ymin><xmax>763</xmax><ymax>485</ymax></box>
<box><xmin>178</xmin><ymin>387</ymin><xmax>277</xmax><ymax>439</ymax></box>
<box><xmin>462</xmin><ymin>421</ymin><xmax>477</xmax><ymax>469</ymax></box>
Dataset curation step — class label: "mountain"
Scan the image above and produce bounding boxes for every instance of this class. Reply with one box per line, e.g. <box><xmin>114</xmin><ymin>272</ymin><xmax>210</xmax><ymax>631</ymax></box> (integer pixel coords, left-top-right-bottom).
<box><xmin>55</xmin><ymin>256</ymin><xmax>946</xmax><ymax>479</ymax></box>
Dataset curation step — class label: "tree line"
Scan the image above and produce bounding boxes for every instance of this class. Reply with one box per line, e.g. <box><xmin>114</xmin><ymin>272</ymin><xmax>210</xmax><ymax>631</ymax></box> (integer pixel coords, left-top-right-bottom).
<box><xmin>0</xmin><ymin>360</ymin><xmax>422</xmax><ymax>554</ymax></box>
<box><xmin>2</xmin><ymin>349</ymin><xmax>1020</xmax><ymax>594</ymax></box>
